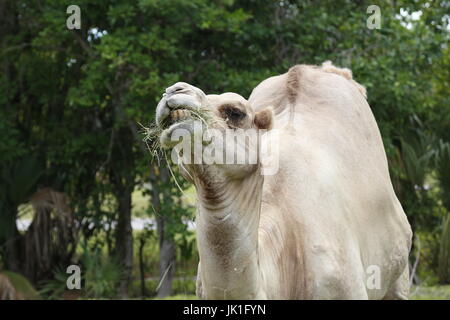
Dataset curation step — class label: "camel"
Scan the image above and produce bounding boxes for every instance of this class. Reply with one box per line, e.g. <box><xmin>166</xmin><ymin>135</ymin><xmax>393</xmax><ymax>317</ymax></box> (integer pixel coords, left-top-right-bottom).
<box><xmin>154</xmin><ymin>61</ymin><xmax>412</xmax><ymax>299</ymax></box>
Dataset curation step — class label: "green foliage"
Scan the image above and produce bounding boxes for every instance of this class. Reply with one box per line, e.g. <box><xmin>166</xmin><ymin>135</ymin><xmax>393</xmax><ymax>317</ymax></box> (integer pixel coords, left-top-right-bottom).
<box><xmin>400</xmin><ymin>121</ymin><xmax>438</xmax><ymax>191</ymax></box>
<box><xmin>80</xmin><ymin>246</ymin><xmax>123</xmax><ymax>298</ymax></box>
<box><xmin>0</xmin><ymin>156</ymin><xmax>43</xmax><ymax>253</ymax></box>
<box><xmin>414</xmin><ymin>232</ymin><xmax>441</xmax><ymax>285</ymax></box>
<box><xmin>436</xmin><ymin>142</ymin><xmax>450</xmax><ymax>211</ymax></box>
<box><xmin>1</xmin><ymin>157</ymin><xmax>43</xmax><ymax>206</ymax></box>
<box><xmin>438</xmin><ymin>214</ymin><xmax>450</xmax><ymax>283</ymax></box>
<box><xmin>38</xmin><ymin>245</ymin><xmax>124</xmax><ymax>299</ymax></box>
<box><xmin>133</xmin><ymin>277</ymin><xmax>197</xmax><ymax>298</ymax></box>
<box><xmin>39</xmin><ymin>267</ymin><xmax>71</xmax><ymax>300</ymax></box>
<box><xmin>411</xmin><ymin>285</ymin><xmax>450</xmax><ymax>300</ymax></box>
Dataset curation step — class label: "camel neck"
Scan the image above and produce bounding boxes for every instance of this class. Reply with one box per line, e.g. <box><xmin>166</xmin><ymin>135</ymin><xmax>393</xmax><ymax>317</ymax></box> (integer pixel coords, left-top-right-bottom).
<box><xmin>194</xmin><ymin>169</ymin><xmax>265</xmax><ymax>299</ymax></box>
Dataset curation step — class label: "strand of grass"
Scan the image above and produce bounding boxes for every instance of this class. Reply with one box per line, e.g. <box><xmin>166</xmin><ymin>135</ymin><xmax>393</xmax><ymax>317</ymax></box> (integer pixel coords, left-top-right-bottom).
<box><xmin>155</xmin><ymin>262</ymin><xmax>173</xmax><ymax>294</ymax></box>
<box><xmin>164</xmin><ymin>149</ymin><xmax>186</xmax><ymax>195</ymax></box>
<box><xmin>189</xmin><ymin>109</ymin><xmax>212</xmax><ymax>127</ymax></box>
<box><xmin>179</xmin><ymin>160</ymin><xmax>194</xmax><ymax>182</ymax></box>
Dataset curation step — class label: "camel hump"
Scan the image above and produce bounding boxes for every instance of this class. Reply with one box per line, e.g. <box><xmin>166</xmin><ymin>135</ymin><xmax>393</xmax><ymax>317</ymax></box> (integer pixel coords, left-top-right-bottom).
<box><xmin>320</xmin><ymin>61</ymin><xmax>367</xmax><ymax>98</ymax></box>
<box><xmin>286</xmin><ymin>62</ymin><xmax>367</xmax><ymax>102</ymax></box>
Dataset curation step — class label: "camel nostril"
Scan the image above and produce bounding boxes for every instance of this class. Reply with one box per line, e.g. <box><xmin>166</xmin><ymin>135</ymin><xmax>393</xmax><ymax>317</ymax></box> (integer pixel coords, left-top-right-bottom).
<box><xmin>166</xmin><ymin>85</ymin><xmax>187</xmax><ymax>95</ymax></box>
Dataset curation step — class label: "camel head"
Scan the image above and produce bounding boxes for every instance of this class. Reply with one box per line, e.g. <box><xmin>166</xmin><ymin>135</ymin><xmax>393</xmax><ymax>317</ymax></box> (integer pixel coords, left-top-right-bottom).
<box><xmin>155</xmin><ymin>82</ymin><xmax>274</xmax><ymax>183</ymax></box>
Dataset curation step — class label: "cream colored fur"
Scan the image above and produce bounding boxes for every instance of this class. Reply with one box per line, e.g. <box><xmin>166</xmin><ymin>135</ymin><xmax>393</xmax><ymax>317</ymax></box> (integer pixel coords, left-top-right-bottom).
<box><xmin>156</xmin><ymin>62</ymin><xmax>412</xmax><ymax>300</ymax></box>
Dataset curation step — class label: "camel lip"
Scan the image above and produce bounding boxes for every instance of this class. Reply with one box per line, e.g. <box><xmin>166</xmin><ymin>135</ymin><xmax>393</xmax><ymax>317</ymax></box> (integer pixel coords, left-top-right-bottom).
<box><xmin>160</xmin><ymin>118</ymin><xmax>197</xmax><ymax>149</ymax></box>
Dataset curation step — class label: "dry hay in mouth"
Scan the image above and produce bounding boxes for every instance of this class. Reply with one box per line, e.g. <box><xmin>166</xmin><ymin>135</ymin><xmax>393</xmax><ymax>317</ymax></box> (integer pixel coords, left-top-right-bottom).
<box><xmin>140</xmin><ymin>121</ymin><xmax>163</xmax><ymax>165</ymax></box>
<box><xmin>139</xmin><ymin>121</ymin><xmax>184</xmax><ymax>191</ymax></box>
<box><xmin>139</xmin><ymin>107</ymin><xmax>223</xmax><ymax>192</ymax></box>
<box><xmin>140</xmin><ymin>107</ymin><xmax>226</xmax><ymax>162</ymax></box>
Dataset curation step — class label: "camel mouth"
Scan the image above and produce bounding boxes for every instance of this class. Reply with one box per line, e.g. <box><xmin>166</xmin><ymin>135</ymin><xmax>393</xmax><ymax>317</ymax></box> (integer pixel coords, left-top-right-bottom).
<box><xmin>159</xmin><ymin>108</ymin><xmax>199</xmax><ymax>149</ymax></box>
<box><xmin>160</xmin><ymin>107</ymin><xmax>192</xmax><ymax>130</ymax></box>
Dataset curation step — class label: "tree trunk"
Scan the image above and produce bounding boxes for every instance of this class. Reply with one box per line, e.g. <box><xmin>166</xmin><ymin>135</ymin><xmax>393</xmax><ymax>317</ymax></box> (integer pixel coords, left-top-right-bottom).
<box><xmin>115</xmin><ymin>189</ymin><xmax>133</xmax><ymax>298</ymax></box>
<box><xmin>150</xmin><ymin>166</ymin><xmax>176</xmax><ymax>298</ymax></box>
<box><xmin>3</xmin><ymin>206</ymin><xmax>22</xmax><ymax>274</ymax></box>
<box><xmin>4</xmin><ymin>228</ymin><xmax>22</xmax><ymax>273</ymax></box>
<box><xmin>156</xmin><ymin>221</ymin><xmax>176</xmax><ymax>298</ymax></box>
<box><xmin>138</xmin><ymin>237</ymin><xmax>147</xmax><ymax>297</ymax></box>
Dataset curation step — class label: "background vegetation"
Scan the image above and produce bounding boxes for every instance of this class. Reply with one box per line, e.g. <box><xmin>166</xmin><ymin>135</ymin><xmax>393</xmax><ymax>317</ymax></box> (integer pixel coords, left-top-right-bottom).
<box><xmin>0</xmin><ymin>0</ymin><xmax>449</xmax><ymax>299</ymax></box>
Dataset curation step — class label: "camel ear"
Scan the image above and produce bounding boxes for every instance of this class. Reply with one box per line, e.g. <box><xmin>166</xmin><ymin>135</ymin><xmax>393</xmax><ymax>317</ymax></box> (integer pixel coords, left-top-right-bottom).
<box><xmin>254</xmin><ymin>107</ymin><xmax>274</xmax><ymax>130</ymax></box>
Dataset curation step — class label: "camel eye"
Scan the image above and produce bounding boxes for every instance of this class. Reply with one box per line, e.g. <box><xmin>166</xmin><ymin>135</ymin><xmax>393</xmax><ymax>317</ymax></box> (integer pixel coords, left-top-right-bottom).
<box><xmin>218</xmin><ymin>105</ymin><xmax>247</xmax><ymax>128</ymax></box>
<box><xmin>224</xmin><ymin>107</ymin><xmax>246</xmax><ymax>121</ymax></box>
